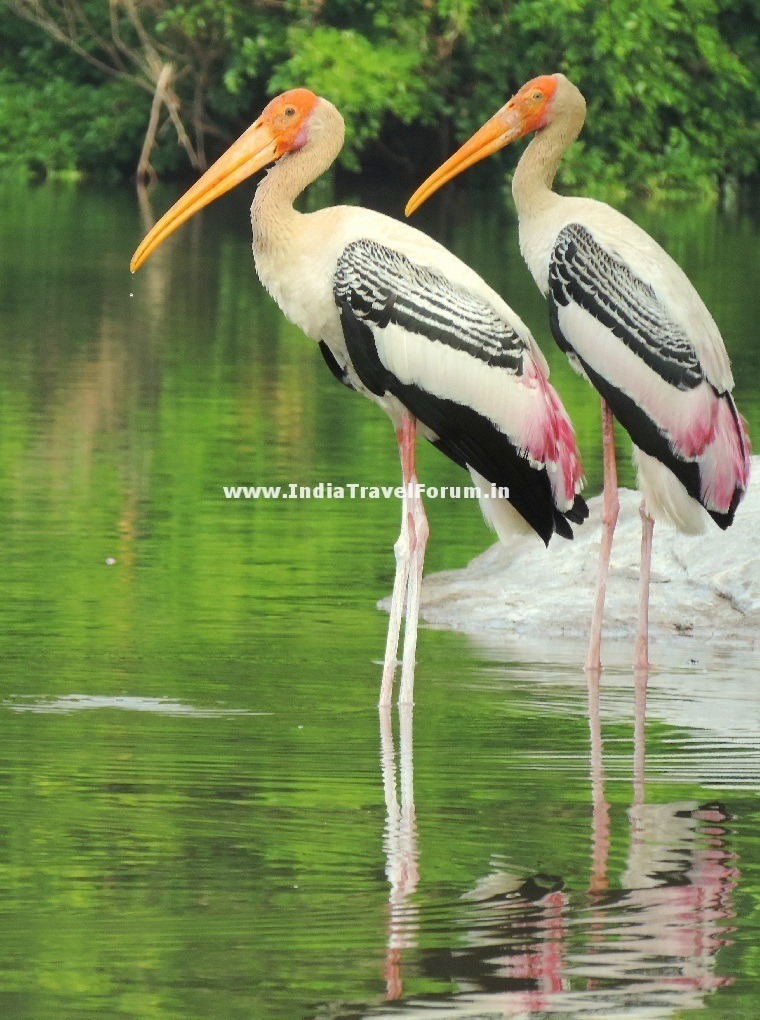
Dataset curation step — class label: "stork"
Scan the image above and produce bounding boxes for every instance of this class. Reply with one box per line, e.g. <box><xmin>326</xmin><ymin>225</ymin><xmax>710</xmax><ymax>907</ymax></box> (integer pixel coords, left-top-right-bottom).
<box><xmin>407</xmin><ymin>73</ymin><xmax>750</xmax><ymax>676</ymax></box>
<box><xmin>131</xmin><ymin>88</ymin><xmax>588</xmax><ymax>705</ymax></box>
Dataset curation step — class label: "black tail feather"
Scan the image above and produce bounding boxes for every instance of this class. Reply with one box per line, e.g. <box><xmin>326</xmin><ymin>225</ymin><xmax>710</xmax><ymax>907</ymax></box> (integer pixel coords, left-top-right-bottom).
<box><xmin>565</xmin><ymin>493</ymin><xmax>590</xmax><ymax>525</ymax></box>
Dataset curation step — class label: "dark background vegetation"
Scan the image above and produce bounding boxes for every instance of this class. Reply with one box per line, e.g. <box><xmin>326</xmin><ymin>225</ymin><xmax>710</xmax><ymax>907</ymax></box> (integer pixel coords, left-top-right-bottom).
<box><xmin>1</xmin><ymin>0</ymin><xmax>759</xmax><ymax>199</ymax></box>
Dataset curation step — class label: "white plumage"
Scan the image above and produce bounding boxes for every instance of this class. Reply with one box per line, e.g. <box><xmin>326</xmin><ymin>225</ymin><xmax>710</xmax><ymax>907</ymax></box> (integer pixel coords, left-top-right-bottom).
<box><xmin>131</xmin><ymin>87</ymin><xmax>587</xmax><ymax>705</ymax></box>
<box><xmin>406</xmin><ymin>71</ymin><xmax>750</xmax><ymax>673</ymax></box>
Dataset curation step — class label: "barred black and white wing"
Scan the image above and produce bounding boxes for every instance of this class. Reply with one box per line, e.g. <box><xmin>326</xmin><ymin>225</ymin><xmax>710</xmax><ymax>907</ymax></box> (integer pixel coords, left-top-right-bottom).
<box><xmin>548</xmin><ymin>223</ymin><xmax>749</xmax><ymax>529</ymax></box>
<box><xmin>334</xmin><ymin>238</ymin><xmax>587</xmax><ymax>544</ymax></box>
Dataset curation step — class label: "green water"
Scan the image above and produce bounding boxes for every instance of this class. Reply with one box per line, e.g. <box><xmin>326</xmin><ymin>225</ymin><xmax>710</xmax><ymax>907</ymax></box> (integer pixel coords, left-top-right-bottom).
<box><xmin>0</xmin><ymin>178</ymin><xmax>759</xmax><ymax>1018</ymax></box>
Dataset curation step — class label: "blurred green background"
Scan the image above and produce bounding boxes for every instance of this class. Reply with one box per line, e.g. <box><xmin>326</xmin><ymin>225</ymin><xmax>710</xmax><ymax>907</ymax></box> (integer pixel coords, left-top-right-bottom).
<box><xmin>2</xmin><ymin>0</ymin><xmax>759</xmax><ymax>199</ymax></box>
<box><xmin>0</xmin><ymin>175</ymin><xmax>758</xmax><ymax>1017</ymax></box>
<box><xmin>1</xmin><ymin>3</ymin><xmax>759</xmax><ymax>1013</ymax></box>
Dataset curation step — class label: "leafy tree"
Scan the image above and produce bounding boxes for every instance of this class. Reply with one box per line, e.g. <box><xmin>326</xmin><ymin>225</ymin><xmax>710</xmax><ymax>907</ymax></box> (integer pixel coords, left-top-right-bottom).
<box><xmin>1</xmin><ymin>0</ymin><xmax>758</xmax><ymax>196</ymax></box>
<box><xmin>3</xmin><ymin>0</ymin><xmax>271</xmax><ymax>180</ymax></box>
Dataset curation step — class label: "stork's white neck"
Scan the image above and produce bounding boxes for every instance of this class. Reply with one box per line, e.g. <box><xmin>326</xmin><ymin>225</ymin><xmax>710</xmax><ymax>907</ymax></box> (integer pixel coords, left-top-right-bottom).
<box><xmin>511</xmin><ymin>84</ymin><xmax>586</xmax><ymax>220</ymax></box>
<box><xmin>251</xmin><ymin>101</ymin><xmax>345</xmax><ymax>255</ymax></box>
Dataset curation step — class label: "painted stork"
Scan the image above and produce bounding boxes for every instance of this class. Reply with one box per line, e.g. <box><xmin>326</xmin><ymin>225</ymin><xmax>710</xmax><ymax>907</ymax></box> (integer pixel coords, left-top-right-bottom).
<box><xmin>131</xmin><ymin>88</ymin><xmax>588</xmax><ymax>705</ymax></box>
<box><xmin>407</xmin><ymin>73</ymin><xmax>751</xmax><ymax>674</ymax></box>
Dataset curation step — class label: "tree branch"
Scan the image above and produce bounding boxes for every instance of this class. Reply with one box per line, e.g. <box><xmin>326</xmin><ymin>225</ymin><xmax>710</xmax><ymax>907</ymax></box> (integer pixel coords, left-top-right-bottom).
<box><xmin>8</xmin><ymin>0</ymin><xmax>211</xmax><ymax>175</ymax></box>
<box><xmin>136</xmin><ymin>60</ymin><xmax>173</xmax><ymax>186</ymax></box>
<box><xmin>8</xmin><ymin>0</ymin><xmax>152</xmax><ymax>93</ymax></box>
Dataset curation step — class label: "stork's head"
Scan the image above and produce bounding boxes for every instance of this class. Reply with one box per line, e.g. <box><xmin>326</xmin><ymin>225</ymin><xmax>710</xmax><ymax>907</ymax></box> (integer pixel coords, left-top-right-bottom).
<box><xmin>405</xmin><ymin>74</ymin><xmax>585</xmax><ymax>216</ymax></box>
<box><xmin>131</xmin><ymin>89</ymin><xmax>340</xmax><ymax>272</ymax></box>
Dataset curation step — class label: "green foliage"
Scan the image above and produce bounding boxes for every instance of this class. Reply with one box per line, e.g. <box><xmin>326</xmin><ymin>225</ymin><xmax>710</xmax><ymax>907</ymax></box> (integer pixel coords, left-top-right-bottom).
<box><xmin>454</xmin><ymin>0</ymin><xmax>760</xmax><ymax>198</ymax></box>
<box><xmin>1</xmin><ymin>0</ymin><xmax>759</xmax><ymax>196</ymax></box>
<box><xmin>0</xmin><ymin>71</ymin><xmax>151</xmax><ymax>179</ymax></box>
<box><xmin>270</xmin><ymin>26</ymin><xmax>426</xmax><ymax>169</ymax></box>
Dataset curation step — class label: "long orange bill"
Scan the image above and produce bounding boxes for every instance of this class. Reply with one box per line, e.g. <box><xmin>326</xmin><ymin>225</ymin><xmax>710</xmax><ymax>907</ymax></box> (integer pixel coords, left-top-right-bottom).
<box><xmin>130</xmin><ymin>121</ymin><xmax>279</xmax><ymax>272</ymax></box>
<box><xmin>405</xmin><ymin>105</ymin><xmax>527</xmax><ymax>217</ymax></box>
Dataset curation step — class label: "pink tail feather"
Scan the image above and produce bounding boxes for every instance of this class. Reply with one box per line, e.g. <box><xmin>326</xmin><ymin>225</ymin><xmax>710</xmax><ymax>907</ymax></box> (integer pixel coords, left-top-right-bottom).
<box><xmin>526</xmin><ymin>364</ymin><xmax>585</xmax><ymax>511</ymax></box>
<box><xmin>698</xmin><ymin>393</ymin><xmax>750</xmax><ymax>519</ymax></box>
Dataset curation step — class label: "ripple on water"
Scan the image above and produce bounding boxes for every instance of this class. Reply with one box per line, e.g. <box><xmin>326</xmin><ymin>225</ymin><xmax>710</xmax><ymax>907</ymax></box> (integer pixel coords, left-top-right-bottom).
<box><xmin>3</xmin><ymin>695</ymin><xmax>267</xmax><ymax>716</ymax></box>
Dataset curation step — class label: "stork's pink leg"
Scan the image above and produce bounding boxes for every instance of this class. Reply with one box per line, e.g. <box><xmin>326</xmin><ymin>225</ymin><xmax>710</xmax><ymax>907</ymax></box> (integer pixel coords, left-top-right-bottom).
<box><xmin>632</xmin><ymin>503</ymin><xmax>653</xmax><ymax>805</ymax></box>
<box><xmin>379</xmin><ymin>419</ymin><xmax>414</xmax><ymax>706</ymax></box>
<box><xmin>585</xmin><ymin>399</ymin><xmax>620</xmax><ymax>673</ymax></box>
<box><xmin>399</xmin><ymin>475</ymin><xmax>428</xmax><ymax>706</ymax></box>
<box><xmin>379</xmin><ymin>520</ymin><xmax>410</xmax><ymax>707</ymax></box>
<box><xmin>634</xmin><ymin>502</ymin><xmax>654</xmax><ymax>673</ymax></box>
<box><xmin>380</xmin><ymin>414</ymin><xmax>425</xmax><ymax>706</ymax></box>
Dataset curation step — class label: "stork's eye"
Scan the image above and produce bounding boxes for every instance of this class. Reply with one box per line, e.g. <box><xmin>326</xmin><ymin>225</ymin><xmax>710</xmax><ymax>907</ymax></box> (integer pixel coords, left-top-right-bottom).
<box><xmin>285</xmin><ymin>106</ymin><xmax>296</xmax><ymax>117</ymax></box>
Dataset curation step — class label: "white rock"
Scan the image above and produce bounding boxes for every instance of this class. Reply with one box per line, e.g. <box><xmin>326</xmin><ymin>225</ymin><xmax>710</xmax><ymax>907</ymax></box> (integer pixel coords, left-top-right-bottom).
<box><xmin>397</xmin><ymin>456</ymin><xmax>760</xmax><ymax>652</ymax></box>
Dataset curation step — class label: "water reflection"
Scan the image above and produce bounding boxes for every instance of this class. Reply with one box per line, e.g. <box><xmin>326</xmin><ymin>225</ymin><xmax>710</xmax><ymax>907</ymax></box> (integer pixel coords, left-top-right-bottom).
<box><xmin>0</xmin><ymin>182</ymin><xmax>756</xmax><ymax>1018</ymax></box>
<box><xmin>433</xmin><ymin>801</ymin><xmax>736</xmax><ymax>1018</ymax></box>
<box><xmin>369</xmin><ymin>676</ymin><xmax>737</xmax><ymax>1018</ymax></box>
<box><xmin>380</xmin><ymin>706</ymin><xmax>420</xmax><ymax>1000</ymax></box>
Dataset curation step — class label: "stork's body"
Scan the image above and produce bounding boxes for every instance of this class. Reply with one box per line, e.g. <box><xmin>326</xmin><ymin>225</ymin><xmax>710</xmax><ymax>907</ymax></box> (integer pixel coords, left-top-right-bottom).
<box><xmin>407</xmin><ymin>74</ymin><xmax>751</xmax><ymax>674</ymax></box>
<box><xmin>131</xmin><ymin>89</ymin><xmax>588</xmax><ymax>704</ymax></box>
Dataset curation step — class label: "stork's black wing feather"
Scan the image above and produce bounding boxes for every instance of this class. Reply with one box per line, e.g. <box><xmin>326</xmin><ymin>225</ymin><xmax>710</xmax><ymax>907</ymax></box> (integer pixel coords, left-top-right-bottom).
<box><xmin>334</xmin><ymin>239</ymin><xmax>526</xmax><ymax>374</ymax></box>
<box><xmin>547</xmin><ymin>224</ymin><xmax>745</xmax><ymax>529</ymax></box>
<box><xmin>548</xmin><ymin>223</ymin><xmax>704</xmax><ymax>390</ymax></box>
<box><xmin>318</xmin><ymin>340</ymin><xmax>357</xmax><ymax>391</ymax></box>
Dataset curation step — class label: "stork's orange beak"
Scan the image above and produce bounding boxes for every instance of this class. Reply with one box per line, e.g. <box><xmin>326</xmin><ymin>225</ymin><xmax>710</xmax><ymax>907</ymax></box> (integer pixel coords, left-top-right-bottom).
<box><xmin>405</xmin><ymin>105</ymin><xmax>530</xmax><ymax>217</ymax></box>
<box><xmin>130</xmin><ymin>121</ymin><xmax>278</xmax><ymax>272</ymax></box>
